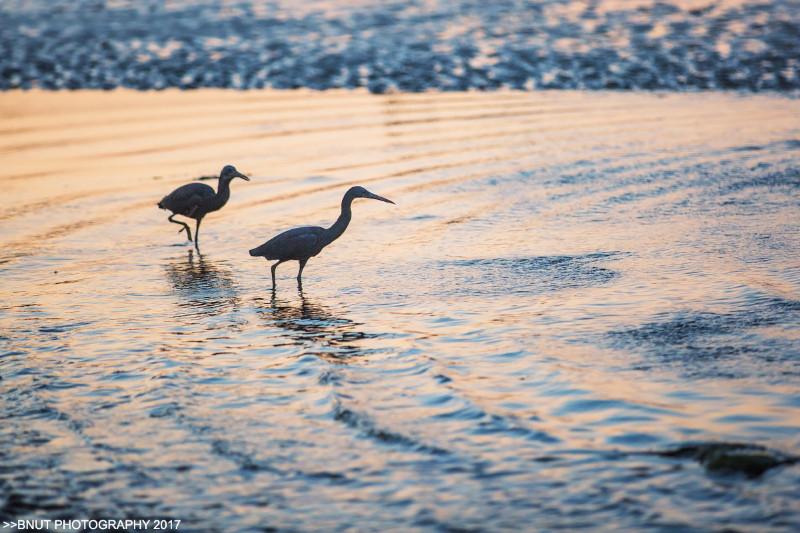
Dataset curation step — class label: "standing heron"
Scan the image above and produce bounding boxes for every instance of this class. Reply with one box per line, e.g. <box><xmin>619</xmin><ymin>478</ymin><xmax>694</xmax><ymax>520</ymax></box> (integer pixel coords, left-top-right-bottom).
<box><xmin>157</xmin><ymin>165</ymin><xmax>250</xmax><ymax>249</ymax></box>
<box><xmin>249</xmin><ymin>186</ymin><xmax>395</xmax><ymax>288</ymax></box>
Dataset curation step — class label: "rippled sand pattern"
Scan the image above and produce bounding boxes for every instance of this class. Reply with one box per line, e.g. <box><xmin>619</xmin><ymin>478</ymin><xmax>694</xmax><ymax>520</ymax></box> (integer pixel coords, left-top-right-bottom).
<box><xmin>1</xmin><ymin>90</ymin><xmax>799</xmax><ymax>529</ymax></box>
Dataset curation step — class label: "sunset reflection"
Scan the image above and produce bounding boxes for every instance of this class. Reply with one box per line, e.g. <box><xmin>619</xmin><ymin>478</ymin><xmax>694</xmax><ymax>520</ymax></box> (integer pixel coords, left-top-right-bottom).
<box><xmin>2</xmin><ymin>83</ymin><xmax>799</xmax><ymax>532</ymax></box>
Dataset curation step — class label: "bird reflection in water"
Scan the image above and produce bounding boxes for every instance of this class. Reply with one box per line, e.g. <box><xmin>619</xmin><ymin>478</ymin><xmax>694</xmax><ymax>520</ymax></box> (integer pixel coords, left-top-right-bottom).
<box><xmin>164</xmin><ymin>250</ymin><xmax>239</xmax><ymax>317</ymax></box>
<box><xmin>255</xmin><ymin>288</ymin><xmax>373</xmax><ymax>363</ymax></box>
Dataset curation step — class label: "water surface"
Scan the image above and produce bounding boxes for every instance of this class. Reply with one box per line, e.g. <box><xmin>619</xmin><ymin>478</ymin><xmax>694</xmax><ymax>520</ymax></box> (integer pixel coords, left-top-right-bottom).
<box><xmin>1</xmin><ymin>90</ymin><xmax>799</xmax><ymax>530</ymax></box>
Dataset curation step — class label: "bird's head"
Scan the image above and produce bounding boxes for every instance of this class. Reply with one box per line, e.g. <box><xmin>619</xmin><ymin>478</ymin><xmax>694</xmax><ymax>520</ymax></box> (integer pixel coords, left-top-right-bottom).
<box><xmin>220</xmin><ymin>165</ymin><xmax>250</xmax><ymax>182</ymax></box>
<box><xmin>348</xmin><ymin>185</ymin><xmax>395</xmax><ymax>204</ymax></box>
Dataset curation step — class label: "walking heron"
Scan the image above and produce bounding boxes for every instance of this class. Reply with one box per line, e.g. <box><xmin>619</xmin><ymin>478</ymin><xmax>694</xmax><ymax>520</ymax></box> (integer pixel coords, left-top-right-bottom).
<box><xmin>157</xmin><ymin>165</ymin><xmax>250</xmax><ymax>249</ymax></box>
<box><xmin>249</xmin><ymin>186</ymin><xmax>394</xmax><ymax>288</ymax></box>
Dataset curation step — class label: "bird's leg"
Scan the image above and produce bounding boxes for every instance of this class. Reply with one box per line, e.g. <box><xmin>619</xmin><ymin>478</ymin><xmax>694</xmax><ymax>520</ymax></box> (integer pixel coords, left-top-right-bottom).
<box><xmin>194</xmin><ymin>218</ymin><xmax>202</xmax><ymax>250</ymax></box>
<box><xmin>297</xmin><ymin>259</ymin><xmax>308</xmax><ymax>285</ymax></box>
<box><xmin>168</xmin><ymin>214</ymin><xmax>192</xmax><ymax>242</ymax></box>
<box><xmin>270</xmin><ymin>260</ymin><xmax>284</xmax><ymax>289</ymax></box>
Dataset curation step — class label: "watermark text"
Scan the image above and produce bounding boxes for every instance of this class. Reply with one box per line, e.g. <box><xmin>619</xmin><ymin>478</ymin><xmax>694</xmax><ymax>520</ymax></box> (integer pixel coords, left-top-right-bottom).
<box><xmin>2</xmin><ymin>519</ymin><xmax>180</xmax><ymax>531</ymax></box>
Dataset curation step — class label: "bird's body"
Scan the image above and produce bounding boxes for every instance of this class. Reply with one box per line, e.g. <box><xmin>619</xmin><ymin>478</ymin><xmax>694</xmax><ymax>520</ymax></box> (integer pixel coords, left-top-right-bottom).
<box><xmin>158</xmin><ymin>182</ymin><xmax>218</xmax><ymax>217</ymax></box>
<box><xmin>249</xmin><ymin>226</ymin><xmax>328</xmax><ymax>261</ymax></box>
<box><xmin>249</xmin><ymin>186</ymin><xmax>394</xmax><ymax>288</ymax></box>
<box><xmin>158</xmin><ymin>165</ymin><xmax>249</xmax><ymax>249</ymax></box>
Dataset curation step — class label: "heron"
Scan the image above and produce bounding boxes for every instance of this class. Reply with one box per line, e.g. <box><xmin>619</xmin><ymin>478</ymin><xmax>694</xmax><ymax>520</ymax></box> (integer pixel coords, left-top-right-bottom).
<box><xmin>249</xmin><ymin>186</ymin><xmax>395</xmax><ymax>288</ymax></box>
<box><xmin>157</xmin><ymin>164</ymin><xmax>250</xmax><ymax>249</ymax></box>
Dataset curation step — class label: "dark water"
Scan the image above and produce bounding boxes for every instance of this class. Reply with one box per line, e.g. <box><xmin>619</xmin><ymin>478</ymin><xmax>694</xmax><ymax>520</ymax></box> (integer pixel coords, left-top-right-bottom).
<box><xmin>1</xmin><ymin>90</ymin><xmax>799</xmax><ymax>530</ymax></box>
<box><xmin>2</xmin><ymin>0</ymin><xmax>800</xmax><ymax>91</ymax></box>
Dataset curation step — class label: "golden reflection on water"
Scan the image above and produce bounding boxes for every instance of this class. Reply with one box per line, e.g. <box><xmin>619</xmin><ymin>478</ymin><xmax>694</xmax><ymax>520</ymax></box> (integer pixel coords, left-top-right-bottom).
<box><xmin>1</xmin><ymin>89</ymin><xmax>799</xmax><ymax>528</ymax></box>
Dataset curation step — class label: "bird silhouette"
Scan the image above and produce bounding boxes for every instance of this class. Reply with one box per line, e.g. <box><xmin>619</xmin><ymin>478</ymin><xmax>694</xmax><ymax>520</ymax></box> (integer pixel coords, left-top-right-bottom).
<box><xmin>158</xmin><ymin>165</ymin><xmax>249</xmax><ymax>249</ymax></box>
<box><xmin>249</xmin><ymin>186</ymin><xmax>394</xmax><ymax>288</ymax></box>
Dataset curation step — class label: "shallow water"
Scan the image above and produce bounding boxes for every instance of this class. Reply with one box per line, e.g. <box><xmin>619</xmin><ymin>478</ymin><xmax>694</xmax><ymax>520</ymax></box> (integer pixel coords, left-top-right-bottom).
<box><xmin>1</xmin><ymin>90</ymin><xmax>799</xmax><ymax>530</ymax></box>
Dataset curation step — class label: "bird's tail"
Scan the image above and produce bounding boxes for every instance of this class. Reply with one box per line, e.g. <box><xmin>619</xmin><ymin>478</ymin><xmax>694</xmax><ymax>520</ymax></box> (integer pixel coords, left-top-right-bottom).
<box><xmin>249</xmin><ymin>242</ymin><xmax>269</xmax><ymax>257</ymax></box>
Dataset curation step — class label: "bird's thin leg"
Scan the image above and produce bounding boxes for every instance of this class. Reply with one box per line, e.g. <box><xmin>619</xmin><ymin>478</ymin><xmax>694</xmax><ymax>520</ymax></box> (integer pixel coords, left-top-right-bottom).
<box><xmin>194</xmin><ymin>218</ymin><xmax>202</xmax><ymax>250</ymax></box>
<box><xmin>297</xmin><ymin>259</ymin><xmax>308</xmax><ymax>285</ymax></box>
<box><xmin>270</xmin><ymin>260</ymin><xmax>284</xmax><ymax>289</ymax></box>
<box><xmin>168</xmin><ymin>214</ymin><xmax>192</xmax><ymax>242</ymax></box>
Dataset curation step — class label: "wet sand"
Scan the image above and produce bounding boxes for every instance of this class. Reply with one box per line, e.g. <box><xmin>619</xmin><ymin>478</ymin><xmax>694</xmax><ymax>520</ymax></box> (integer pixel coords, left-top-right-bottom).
<box><xmin>1</xmin><ymin>89</ymin><xmax>799</xmax><ymax>529</ymax></box>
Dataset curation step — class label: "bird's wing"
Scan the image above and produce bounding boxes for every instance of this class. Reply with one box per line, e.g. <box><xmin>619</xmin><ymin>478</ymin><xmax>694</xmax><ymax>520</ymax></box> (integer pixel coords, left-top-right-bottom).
<box><xmin>249</xmin><ymin>227</ymin><xmax>324</xmax><ymax>260</ymax></box>
<box><xmin>159</xmin><ymin>183</ymin><xmax>215</xmax><ymax>215</ymax></box>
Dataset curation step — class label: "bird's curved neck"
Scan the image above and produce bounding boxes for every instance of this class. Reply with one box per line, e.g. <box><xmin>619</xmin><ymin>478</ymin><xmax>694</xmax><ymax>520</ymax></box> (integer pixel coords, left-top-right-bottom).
<box><xmin>211</xmin><ymin>178</ymin><xmax>232</xmax><ymax>209</ymax></box>
<box><xmin>323</xmin><ymin>193</ymin><xmax>355</xmax><ymax>246</ymax></box>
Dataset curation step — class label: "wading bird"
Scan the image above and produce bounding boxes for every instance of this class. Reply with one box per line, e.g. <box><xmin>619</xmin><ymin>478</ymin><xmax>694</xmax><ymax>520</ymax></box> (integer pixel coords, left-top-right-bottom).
<box><xmin>249</xmin><ymin>186</ymin><xmax>395</xmax><ymax>288</ymax></box>
<box><xmin>157</xmin><ymin>165</ymin><xmax>250</xmax><ymax>249</ymax></box>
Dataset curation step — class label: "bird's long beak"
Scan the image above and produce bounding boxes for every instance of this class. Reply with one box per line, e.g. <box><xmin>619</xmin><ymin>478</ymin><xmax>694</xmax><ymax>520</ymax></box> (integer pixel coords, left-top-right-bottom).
<box><xmin>366</xmin><ymin>192</ymin><xmax>395</xmax><ymax>204</ymax></box>
<box><xmin>236</xmin><ymin>172</ymin><xmax>250</xmax><ymax>181</ymax></box>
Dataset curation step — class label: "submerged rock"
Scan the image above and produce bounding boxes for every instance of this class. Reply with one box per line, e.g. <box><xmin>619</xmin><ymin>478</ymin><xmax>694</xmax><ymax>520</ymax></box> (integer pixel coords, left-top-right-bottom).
<box><xmin>657</xmin><ymin>442</ymin><xmax>798</xmax><ymax>478</ymax></box>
